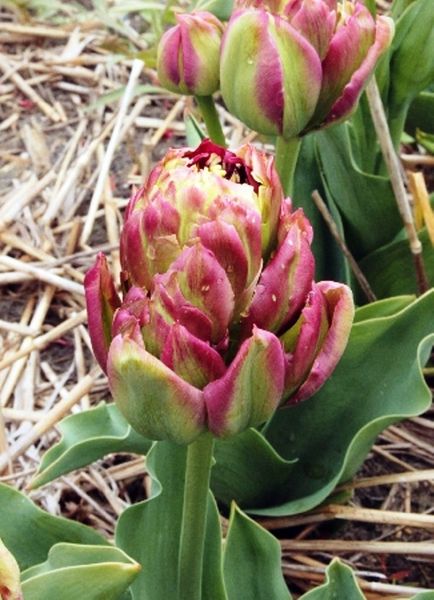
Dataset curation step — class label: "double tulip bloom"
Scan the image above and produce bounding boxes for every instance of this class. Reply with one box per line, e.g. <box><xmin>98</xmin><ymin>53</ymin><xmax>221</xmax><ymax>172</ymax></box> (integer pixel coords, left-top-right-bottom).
<box><xmin>157</xmin><ymin>1</ymin><xmax>394</xmax><ymax>138</ymax></box>
<box><xmin>85</xmin><ymin>140</ymin><xmax>354</xmax><ymax>444</ymax></box>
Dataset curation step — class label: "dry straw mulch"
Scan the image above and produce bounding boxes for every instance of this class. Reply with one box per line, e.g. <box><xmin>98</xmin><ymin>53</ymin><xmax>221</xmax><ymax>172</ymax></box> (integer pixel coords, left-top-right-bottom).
<box><xmin>0</xmin><ymin>6</ymin><xmax>433</xmax><ymax>598</ymax></box>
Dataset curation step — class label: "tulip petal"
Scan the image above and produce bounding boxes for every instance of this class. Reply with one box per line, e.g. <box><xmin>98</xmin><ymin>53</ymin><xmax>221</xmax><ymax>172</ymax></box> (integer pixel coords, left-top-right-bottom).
<box><xmin>205</xmin><ymin>327</ymin><xmax>285</xmax><ymax>436</ymax></box>
<box><xmin>243</xmin><ymin>209</ymin><xmax>315</xmax><ymax>334</ymax></box>
<box><xmin>281</xmin><ymin>282</ymin><xmax>329</xmax><ymax>398</ymax></box>
<box><xmin>288</xmin><ymin>281</ymin><xmax>354</xmax><ymax>404</ymax></box>
<box><xmin>323</xmin><ymin>16</ymin><xmax>394</xmax><ymax>126</ymax></box>
<box><xmin>221</xmin><ymin>9</ymin><xmax>284</xmax><ymax>136</ymax></box>
<box><xmin>271</xmin><ymin>14</ymin><xmax>322</xmax><ymax>139</ymax></box>
<box><xmin>289</xmin><ymin>0</ymin><xmax>336</xmax><ymax>60</ymax></box>
<box><xmin>84</xmin><ymin>253</ymin><xmax>121</xmax><ymax>372</ymax></box>
<box><xmin>161</xmin><ymin>323</ymin><xmax>226</xmax><ymax>389</ymax></box>
<box><xmin>312</xmin><ymin>2</ymin><xmax>376</xmax><ymax>124</ymax></box>
<box><xmin>108</xmin><ymin>334</ymin><xmax>205</xmax><ymax>444</ymax></box>
<box><xmin>120</xmin><ymin>193</ymin><xmax>181</xmax><ymax>289</ymax></box>
<box><xmin>155</xmin><ymin>243</ymin><xmax>235</xmax><ymax>343</ymax></box>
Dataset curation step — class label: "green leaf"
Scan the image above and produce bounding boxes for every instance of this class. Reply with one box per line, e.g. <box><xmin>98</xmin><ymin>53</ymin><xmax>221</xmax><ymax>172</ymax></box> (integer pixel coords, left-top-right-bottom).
<box><xmin>116</xmin><ymin>442</ymin><xmax>227</xmax><ymax>600</ymax></box>
<box><xmin>299</xmin><ymin>559</ymin><xmax>365</xmax><ymax>600</ymax></box>
<box><xmin>259</xmin><ymin>291</ymin><xmax>434</xmax><ymax>516</ymax></box>
<box><xmin>409</xmin><ymin>593</ymin><xmax>434</xmax><ymax>599</ymax></box>
<box><xmin>0</xmin><ymin>483</ymin><xmax>108</xmax><ymax>571</ymax></box>
<box><xmin>353</xmin><ymin>295</ymin><xmax>414</xmax><ymax>322</ymax></box>
<box><xmin>32</xmin><ymin>402</ymin><xmax>151</xmax><ymax>488</ymax></box>
<box><xmin>405</xmin><ymin>92</ymin><xmax>434</xmax><ymax>136</ymax></box>
<box><xmin>416</xmin><ymin>129</ymin><xmax>434</xmax><ymax>154</ymax></box>
<box><xmin>389</xmin><ymin>0</ymin><xmax>434</xmax><ymax>106</ymax></box>
<box><xmin>293</xmin><ymin>134</ymin><xmax>346</xmax><ymax>282</ymax></box>
<box><xmin>315</xmin><ymin>124</ymin><xmax>402</xmax><ymax>258</ymax></box>
<box><xmin>386</xmin><ymin>0</ymin><xmax>434</xmax><ymax>145</ymax></box>
<box><xmin>21</xmin><ymin>543</ymin><xmax>140</xmax><ymax>600</ymax></box>
<box><xmin>185</xmin><ymin>112</ymin><xmax>206</xmax><ymax>146</ymax></box>
<box><xmin>359</xmin><ymin>229</ymin><xmax>434</xmax><ymax>299</ymax></box>
<box><xmin>213</xmin><ymin>429</ymin><xmax>296</xmax><ymax>509</ymax></box>
<box><xmin>211</xmin><ymin>292</ymin><xmax>434</xmax><ymax>516</ymax></box>
<box><xmin>223</xmin><ymin>505</ymin><xmax>291</xmax><ymax>600</ymax></box>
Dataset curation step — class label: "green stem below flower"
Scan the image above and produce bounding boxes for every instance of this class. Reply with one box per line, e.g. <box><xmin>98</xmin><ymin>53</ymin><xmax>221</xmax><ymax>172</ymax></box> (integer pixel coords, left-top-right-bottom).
<box><xmin>177</xmin><ymin>433</ymin><xmax>215</xmax><ymax>600</ymax></box>
<box><xmin>275</xmin><ymin>136</ymin><xmax>302</xmax><ymax>196</ymax></box>
<box><xmin>195</xmin><ymin>95</ymin><xmax>226</xmax><ymax>147</ymax></box>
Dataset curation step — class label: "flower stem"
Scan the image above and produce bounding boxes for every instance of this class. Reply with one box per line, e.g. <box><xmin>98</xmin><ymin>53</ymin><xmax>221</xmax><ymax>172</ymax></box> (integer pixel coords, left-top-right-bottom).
<box><xmin>275</xmin><ymin>136</ymin><xmax>302</xmax><ymax>196</ymax></box>
<box><xmin>195</xmin><ymin>95</ymin><xmax>226</xmax><ymax>147</ymax></box>
<box><xmin>177</xmin><ymin>433</ymin><xmax>215</xmax><ymax>600</ymax></box>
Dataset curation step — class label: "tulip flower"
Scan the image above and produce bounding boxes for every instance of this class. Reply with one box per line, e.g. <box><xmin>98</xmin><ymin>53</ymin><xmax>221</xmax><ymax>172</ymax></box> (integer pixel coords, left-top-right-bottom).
<box><xmin>157</xmin><ymin>12</ymin><xmax>226</xmax><ymax>145</ymax></box>
<box><xmin>157</xmin><ymin>11</ymin><xmax>224</xmax><ymax>97</ymax></box>
<box><xmin>220</xmin><ymin>0</ymin><xmax>394</xmax><ymax>138</ymax></box>
<box><xmin>85</xmin><ymin>139</ymin><xmax>354</xmax><ymax>444</ymax></box>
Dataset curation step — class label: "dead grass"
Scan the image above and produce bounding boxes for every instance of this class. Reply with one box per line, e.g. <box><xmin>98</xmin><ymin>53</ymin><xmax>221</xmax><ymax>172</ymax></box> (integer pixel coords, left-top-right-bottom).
<box><xmin>0</xmin><ymin>4</ymin><xmax>433</xmax><ymax>598</ymax></box>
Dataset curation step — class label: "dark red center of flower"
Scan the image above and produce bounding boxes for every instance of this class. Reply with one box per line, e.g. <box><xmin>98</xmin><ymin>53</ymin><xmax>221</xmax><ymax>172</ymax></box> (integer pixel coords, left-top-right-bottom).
<box><xmin>184</xmin><ymin>139</ymin><xmax>260</xmax><ymax>193</ymax></box>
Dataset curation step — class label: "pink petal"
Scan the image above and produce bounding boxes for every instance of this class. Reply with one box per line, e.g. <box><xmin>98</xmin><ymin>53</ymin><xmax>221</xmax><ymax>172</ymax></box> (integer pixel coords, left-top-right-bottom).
<box><xmin>84</xmin><ymin>253</ymin><xmax>120</xmax><ymax>372</ymax></box>
<box><xmin>289</xmin><ymin>0</ymin><xmax>336</xmax><ymax>60</ymax></box>
<box><xmin>312</xmin><ymin>2</ymin><xmax>376</xmax><ymax>124</ymax></box>
<box><xmin>282</xmin><ymin>282</ymin><xmax>328</xmax><ymax>398</ymax></box>
<box><xmin>288</xmin><ymin>281</ymin><xmax>354</xmax><ymax>404</ymax></box>
<box><xmin>323</xmin><ymin>15</ymin><xmax>395</xmax><ymax>126</ymax></box>
<box><xmin>205</xmin><ymin>327</ymin><xmax>285</xmax><ymax>436</ymax></box>
<box><xmin>243</xmin><ymin>209</ymin><xmax>315</xmax><ymax>334</ymax></box>
<box><xmin>161</xmin><ymin>323</ymin><xmax>226</xmax><ymax>389</ymax></box>
<box><xmin>108</xmin><ymin>334</ymin><xmax>205</xmax><ymax>444</ymax></box>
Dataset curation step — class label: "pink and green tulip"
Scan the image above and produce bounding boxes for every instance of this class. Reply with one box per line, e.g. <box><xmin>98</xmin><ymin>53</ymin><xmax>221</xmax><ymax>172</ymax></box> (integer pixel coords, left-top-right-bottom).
<box><xmin>157</xmin><ymin>11</ymin><xmax>224</xmax><ymax>96</ymax></box>
<box><xmin>85</xmin><ymin>140</ymin><xmax>354</xmax><ymax>444</ymax></box>
<box><xmin>220</xmin><ymin>0</ymin><xmax>394</xmax><ymax>137</ymax></box>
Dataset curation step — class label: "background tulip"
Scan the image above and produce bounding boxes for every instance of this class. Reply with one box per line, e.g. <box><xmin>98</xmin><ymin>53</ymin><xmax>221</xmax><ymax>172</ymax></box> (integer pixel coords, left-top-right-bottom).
<box><xmin>157</xmin><ymin>11</ymin><xmax>223</xmax><ymax>97</ymax></box>
<box><xmin>220</xmin><ymin>0</ymin><xmax>394</xmax><ymax>138</ymax></box>
<box><xmin>85</xmin><ymin>140</ymin><xmax>354</xmax><ymax>444</ymax></box>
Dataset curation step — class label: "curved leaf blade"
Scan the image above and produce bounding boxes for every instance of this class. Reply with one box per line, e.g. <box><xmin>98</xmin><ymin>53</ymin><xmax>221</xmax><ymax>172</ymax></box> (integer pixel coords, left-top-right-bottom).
<box><xmin>21</xmin><ymin>543</ymin><xmax>140</xmax><ymax>600</ymax></box>
<box><xmin>223</xmin><ymin>504</ymin><xmax>291</xmax><ymax>600</ymax></box>
<box><xmin>0</xmin><ymin>484</ymin><xmax>107</xmax><ymax>570</ymax></box>
<box><xmin>259</xmin><ymin>290</ymin><xmax>434</xmax><ymax>516</ymax></box>
<box><xmin>31</xmin><ymin>403</ymin><xmax>150</xmax><ymax>488</ymax></box>
<box><xmin>299</xmin><ymin>559</ymin><xmax>365</xmax><ymax>599</ymax></box>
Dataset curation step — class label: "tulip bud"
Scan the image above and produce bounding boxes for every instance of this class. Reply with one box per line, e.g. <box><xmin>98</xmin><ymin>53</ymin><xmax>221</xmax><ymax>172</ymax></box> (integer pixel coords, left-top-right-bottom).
<box><xmin>85</xmin><ymin>140</ymin><xmax>354</xmax><ymax>444</ymax></box>
<box><xmin>0</xmin><ymin>539</ymin><xmax>22</xmax><ymax>600</ymax></box>
<box><xmin>157</xmin><ymin>11</ymin><xmax>224</xmax><ymax>96</ymax></box>
<box><xmin>220</xmin><ymin>0</ymin><xmax>394</xmax><ymax>137</ymax></box>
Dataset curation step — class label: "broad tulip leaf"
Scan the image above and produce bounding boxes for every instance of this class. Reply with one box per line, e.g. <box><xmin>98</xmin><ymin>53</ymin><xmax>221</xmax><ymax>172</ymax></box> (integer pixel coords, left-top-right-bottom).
<box><xmin>315</xmin><ymin>124</ymin><xmax>402</xmax><ymax>258</ymax></box>
<box><xmin>21</xmin><ymin>543</ymin><xmax>139</xmax><ymax>600</ymax></box>
<box><xmin>259</xmin><ymin>290</ymin><xmax>434</xmax><ymax>515</ymax></box>
<box><xmin>224</xmin><ymin>505</ymin><xmax>291</xmax><ymax>600</ymax></box>
<box><xmin>31</xmin><ymin>402</ymin><xmax>151</xmax><ymax>488</ymax></box>
<box><xmin>213</xmin><ymin>429</ymin><xmax>296</xmax><ymax>509</ymax></box>
<box><xmin>299</xmin><ymin>559</ymin><xmax>364</xmax><ymax>599</ymax></box>
<box><xmin>353</xmin><ymin>295</ymin><xmax>414</xmax><ymax>322</ymax></box>
<box><xmin>359</xmin><ymin>229</ymin><xmax>434</xmax><ymax>299</ymax></box>
<box><xmin>212</xmin><ymin>292</ymin><xmax>434</xmax><ymax>515</ymax></box>
<box><xmin>0</xmin><ymin>483</ymin><xmax>107</xmax><ymax>570</ymax></box>
<box><xmin>116</xmin><ymin>441</ymin><xmax>227</xmax><ymax>600</ymax></box>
